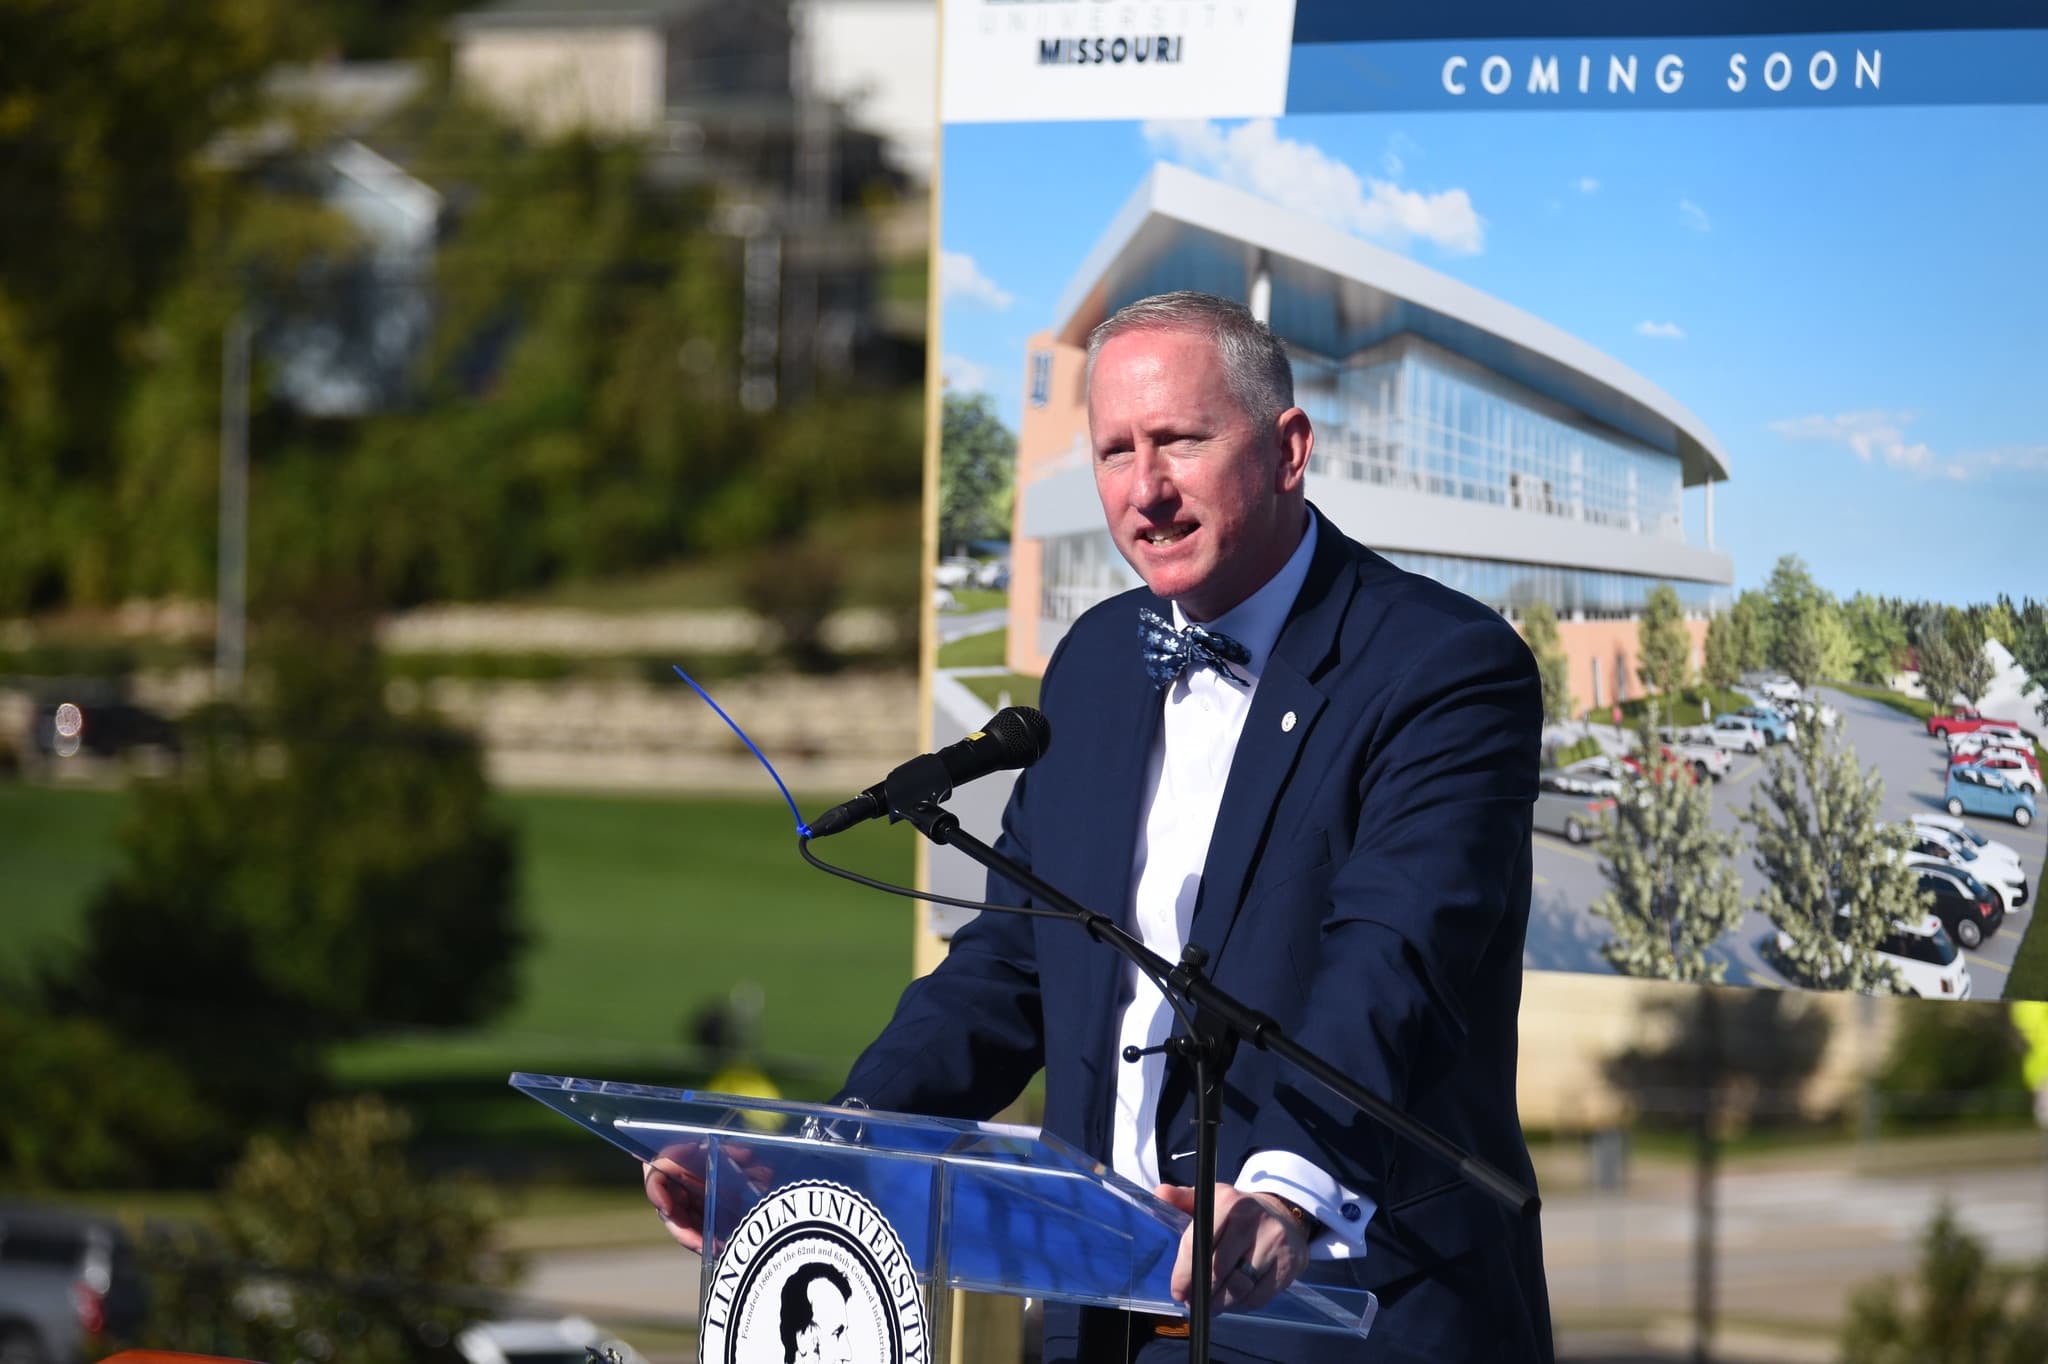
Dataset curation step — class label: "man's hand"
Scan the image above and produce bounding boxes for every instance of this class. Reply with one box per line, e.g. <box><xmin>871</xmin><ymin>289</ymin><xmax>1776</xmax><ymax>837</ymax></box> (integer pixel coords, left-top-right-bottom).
<box><xmin>1156</xmin><ymin>1184</ymin><xmax>1311</xmax><ymax>1315</ymax></box>
<box><xmin>642</xmin><ymin>1140</ymin><xmax>772</xmax><ymax>1253</ymax></box>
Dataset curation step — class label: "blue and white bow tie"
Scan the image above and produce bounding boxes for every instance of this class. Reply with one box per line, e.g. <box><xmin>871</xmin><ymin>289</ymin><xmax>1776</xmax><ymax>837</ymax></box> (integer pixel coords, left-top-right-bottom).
<box><xmin>1138</xmin><ymin>607</ymin><xmax>1251</xmax><ymax>690</ymax></box>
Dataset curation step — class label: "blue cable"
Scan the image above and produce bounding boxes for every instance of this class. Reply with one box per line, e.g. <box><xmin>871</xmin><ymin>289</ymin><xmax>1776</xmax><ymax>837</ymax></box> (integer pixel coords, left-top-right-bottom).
<box><xmin>670</xmin><ymin>665</ymin><xmax>813</xmax><ymax>837</ymax></box>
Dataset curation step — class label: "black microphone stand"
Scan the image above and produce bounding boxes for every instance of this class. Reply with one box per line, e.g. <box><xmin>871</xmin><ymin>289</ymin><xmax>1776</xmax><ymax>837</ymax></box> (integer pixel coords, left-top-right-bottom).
<box><xmin>893</xmin><ymin>801</ymin><xmax>1538</xmax><ymax>1364</ymax></box>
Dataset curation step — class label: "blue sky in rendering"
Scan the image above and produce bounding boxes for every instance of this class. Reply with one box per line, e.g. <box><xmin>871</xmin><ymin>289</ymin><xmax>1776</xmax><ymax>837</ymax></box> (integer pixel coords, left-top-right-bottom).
<box><xmin>935</xmin><ymin>104</ymin><xmax>2048</xmax><ymax>606</ymax></box>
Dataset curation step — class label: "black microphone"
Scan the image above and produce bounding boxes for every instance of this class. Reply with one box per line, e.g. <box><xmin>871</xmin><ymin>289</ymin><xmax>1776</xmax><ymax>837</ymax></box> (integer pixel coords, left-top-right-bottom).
<box><xmin>806</xmin><ymin>706</ymin><xmax>1051</xmax><ymax>838</ymax></box>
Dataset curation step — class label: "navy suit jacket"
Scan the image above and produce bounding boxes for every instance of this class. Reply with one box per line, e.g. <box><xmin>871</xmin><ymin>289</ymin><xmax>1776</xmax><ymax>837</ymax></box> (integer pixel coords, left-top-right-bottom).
<box><xmin>843</xmin><ymin>515</ymin><xmax>1553</xmax><ymax>1360</ymax></box>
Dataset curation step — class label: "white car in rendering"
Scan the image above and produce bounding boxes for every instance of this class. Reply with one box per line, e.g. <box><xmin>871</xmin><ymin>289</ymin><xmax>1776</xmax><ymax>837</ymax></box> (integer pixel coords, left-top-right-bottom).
<box><xmin>1658</xmin><ymin>731</ymin><xmax>1733</xmax><ymax>781</ymax></box>
<box><xmin>1758</xmin><ymin>675</ymin><xmax>1802</xmax><ymax>703</ymax></box>
<box><xmin>1875</xmin><ymin>915</ymin><xmax>1974</xmax><ymax>1000</ymax></box>
<box><xmin>1911</xmin><ymin>811</ymin><xmax>2027</xmax><ymax>871</ymax></box>
<box><xmin>1907</xmin><ymin>815</ymin><xmax>2029</xmax><ymax>909</ymax></box>
<box><xmin>1696</xmin><ymin>715</ymin><xmax>1768</xmax><ymax>754</ymax></box>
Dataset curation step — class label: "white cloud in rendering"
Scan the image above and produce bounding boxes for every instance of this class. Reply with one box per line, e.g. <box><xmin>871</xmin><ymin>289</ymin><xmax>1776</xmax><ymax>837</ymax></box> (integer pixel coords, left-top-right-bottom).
<box><xmin>941</xmin><ymin>352</ymin><xmax>993</xmax><ymax>391</ymax></box>
<box><xmin>1576</xmin><ymin>176</ymin><xmax>1600</xmax><ymax>194</ymax></box>
<box><xmin>1679</xmin><ymin>197</ymin><xmax>1711</xmax><ymax>232</ymax></box>
<box><xmin>940</xmin><ymin>251</ymin><xmax>1014</xmax><ymax>310</ymax></box>
<box><xmin>1142</xmin><ymin>119</ymin><xmax>1485</xmax><ymax>256</ymax></box>
<box><xmin>1635</xmin><ymin>320</ymin><xmax>1686</xmax><ymax>339</ymax></box>
<box><xmin>1769</xmin><ymin>409</ymin><xmax>1943</xmax><ymax>475</ymax></box>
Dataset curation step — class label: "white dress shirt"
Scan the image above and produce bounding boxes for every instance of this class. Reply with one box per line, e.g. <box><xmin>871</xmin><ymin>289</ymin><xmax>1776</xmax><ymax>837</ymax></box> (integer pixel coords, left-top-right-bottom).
<box><xmin>1109</xmin><ymin>512</ymin><xmax>1374</xmax><ymax>1257</ymax></box>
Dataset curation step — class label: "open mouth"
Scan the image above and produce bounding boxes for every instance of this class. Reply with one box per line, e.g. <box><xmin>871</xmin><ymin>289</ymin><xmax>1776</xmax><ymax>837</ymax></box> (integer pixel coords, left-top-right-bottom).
<box><xmin>1140</xmin><ymin>523</ymin><xmax>1195</xmax><ymax>547</ymax></box>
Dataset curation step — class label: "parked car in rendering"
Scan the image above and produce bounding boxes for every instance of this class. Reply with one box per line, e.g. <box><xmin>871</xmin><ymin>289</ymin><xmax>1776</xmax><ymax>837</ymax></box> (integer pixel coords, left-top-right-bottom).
<box><xmin>1658</xmin><ymin>731</ymin><xmax>1733</xmax><ymax>781</ymax></box>
<box><xmin>1912</xmin><ymin>862</ymin><xmax>2006</xmax><ymax>949</ymax></box>
<box><xmin>1902</xmin><ymin>826</ymin><xmax>2028</xmax><ymax>912</ymax></box>
<box><xmin>1698</xmin><ymin>715</ymin><xmax>1768</xmax><ymax>754</ymax></box>
<box><xmin>1875</xmin><ymin>915</ymin><xmax>1974</xmax><ymax>999</ymax></box>
<box><xmin>1910</xmin><ymin>812</ymin><xmax>2029</xmax><ymax>894</ymax></box>
<box><xmin>1926</xmin><ymin>705</ymin><xmax>2024</xmax><ymax>739</ymax></box>
<box><xmin>1755</xmin><ymin>675</ymin><xmax>1802</xmax><ymax>703</ymax></box>
<box><xmin>1733</xmin><ymin>707</ymin><xmax>1793</xmax><ymax>744</ymax></box>
<box><xmin>1946</xmin><ymin>766</ymin><xmax>2038</xmax><ymax>827</ymax></box>
<box><xmin>1534</xmin><ymin>774</ymin><xmax>1615</xmax><ymax>845</ymax></box>
<box><xmin>1933</xmin><ymin>729</ymin><xmax>2031</xmax><ymax>757</ymax></box>
<box><xmin>0</xmin><ymin>1205</ymin><xmax>148</xmax><ymax>1364</ymax></box>
<box><xmin>1557</xmin><ymin>756</ymin><xmax>1626</xmax><ymax>795</ymax></box>
<box><xmin>1948</xmin><ymin>752</ymin><xmax>2043</xmax><ymax>795</ymax></box>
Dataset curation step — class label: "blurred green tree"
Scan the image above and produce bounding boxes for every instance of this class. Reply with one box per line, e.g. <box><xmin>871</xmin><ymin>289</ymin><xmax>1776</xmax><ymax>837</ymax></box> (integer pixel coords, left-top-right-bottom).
<box><xmin>1840</xmin><ymin>1203</ymin><xmax>2048</xmax><ymax>1363</ymax></box>
<box><xmin>143</xmin><ymin>1096</ymin><xmax>517</xmax><ymax>1364</ymax></box>
<box><xmin>1876</xmin><ymin>1000</ymin><xmax>2028</xmax><ymax>1126</ymax></box>
<box><xmin>48</xmin><ymin>623</ymin><xmax>523</xmax><ymax>1135</ymax></box>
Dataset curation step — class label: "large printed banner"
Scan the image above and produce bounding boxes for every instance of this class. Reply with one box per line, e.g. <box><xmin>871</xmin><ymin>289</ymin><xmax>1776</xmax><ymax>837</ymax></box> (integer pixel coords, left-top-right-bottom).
<box><xmin>927</xmin><ymin>1</ymin><xmax>2048</xmax><ymax>1003</ymax></box>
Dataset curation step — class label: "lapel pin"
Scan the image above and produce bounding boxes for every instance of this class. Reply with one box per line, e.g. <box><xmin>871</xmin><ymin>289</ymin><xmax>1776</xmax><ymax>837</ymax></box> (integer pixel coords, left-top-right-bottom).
<box><xmin>1281</xmin><ymin>711</ymin><xmax>1297</xmax><ymax>733</ymax></box>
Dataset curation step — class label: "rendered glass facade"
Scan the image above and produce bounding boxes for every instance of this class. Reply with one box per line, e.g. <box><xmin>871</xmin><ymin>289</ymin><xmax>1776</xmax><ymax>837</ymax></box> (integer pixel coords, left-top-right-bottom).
<box><xmin>1296</xmin><ymin>336</ymin><xmax>1685</xmax><ymax>541</ymax></box>
<box><xmin>1038</xmin><ymin>532</ymin><xmax>1727</xmax><ymax>626</ymax></box>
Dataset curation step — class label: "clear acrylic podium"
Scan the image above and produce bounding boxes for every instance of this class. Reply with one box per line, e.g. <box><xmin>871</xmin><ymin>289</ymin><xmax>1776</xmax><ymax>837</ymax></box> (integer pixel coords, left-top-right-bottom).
<box><xmin>513</xmin><ymin>1074</ymin><xmax>1374</xmax><ymax>1356</ymax></box>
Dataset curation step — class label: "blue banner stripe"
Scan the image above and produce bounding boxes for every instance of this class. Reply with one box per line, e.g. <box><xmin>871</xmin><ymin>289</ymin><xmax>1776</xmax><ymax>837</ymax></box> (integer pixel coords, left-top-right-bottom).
<box><xmin>1286</xmin><ymin>30</ymin><xmax>2048</xmax><ymax>113</ymax></box>
<box><xmin>1290</xmin><ymin>0</ymin><xmax>2048</xmax><ymax>45</ymax></box>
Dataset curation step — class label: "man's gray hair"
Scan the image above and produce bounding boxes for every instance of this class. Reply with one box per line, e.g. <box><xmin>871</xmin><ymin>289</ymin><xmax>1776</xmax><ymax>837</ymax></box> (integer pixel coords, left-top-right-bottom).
<box><xmin>1085</xmin><ymin>291</ymin><xmax>1295</xmax><ymax>424</ymax></box>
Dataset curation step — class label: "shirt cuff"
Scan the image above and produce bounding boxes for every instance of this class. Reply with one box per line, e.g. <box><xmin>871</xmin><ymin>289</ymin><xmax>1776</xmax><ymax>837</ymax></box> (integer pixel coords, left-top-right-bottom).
<box><xmin>1236</xmin><ymin>1151</ymin><xmax>1375</xmax><ymax>1260</ymax></box>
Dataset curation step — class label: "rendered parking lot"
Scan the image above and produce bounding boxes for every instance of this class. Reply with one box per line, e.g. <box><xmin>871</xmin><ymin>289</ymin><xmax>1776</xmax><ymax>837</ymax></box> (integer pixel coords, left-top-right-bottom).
<box><xmin>1529</xmin><ymin>686</ymin><xmax>2046</xmax><ymax>999</ymax></box>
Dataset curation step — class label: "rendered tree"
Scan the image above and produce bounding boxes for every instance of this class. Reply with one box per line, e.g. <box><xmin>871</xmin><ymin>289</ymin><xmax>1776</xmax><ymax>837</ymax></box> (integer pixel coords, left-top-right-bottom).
<box><xmin>939</xmin><ymin>390</ymin><xmax>1017</xmax><ymax>555</ymax></box>
<box><xmin>2012</xmin><ymin>599</ymin><xmax>2048</xmax><ymax>725</ymax></box>
<box><xmin>1729</xmin><ymin>590</ymin><xmax>1771</xmax><ymax>673</ymax></box>
<box><xmin>1635</xmin><ymin>583</ymin><xmax>1693</xmax><ymax>702</ymax></box>
<box><xmin>1519</xmin><ymin>601</ymin><xmax>1574</xmax><ymax>726</ymax></box>
<box><xmin>1589</xmin><ymin>720</ymin><xmax>1744</xmax><ymax>982</ymax></box>
<box><xmin>1839</xmin><ymin>1203</ymin><xmax>2048</xmax><ymax>1363</ymax></box>
<box><xmin>1739</xmin><ymin>718</ymin><xmax>1923</xmax><ymax>992</ymax></box>
<box><xmin>1701</xmin><ymin>612</ymin><xmax>1739</xmax><ymax>690</ymax></box>
<box><xmin>1920</xmin><ymin>609</ymin><xmax>1993</xmax><ymax>709</ymax></box>
<box><xmin>1764</xmin><ymin>555</ymin><xmax>1835</xmax><ymax>688</ymax></box>
<box><xmin>1843</xmin><ymin>592</ymin><xmax>1910</xmax><ymax>686</ymax></box>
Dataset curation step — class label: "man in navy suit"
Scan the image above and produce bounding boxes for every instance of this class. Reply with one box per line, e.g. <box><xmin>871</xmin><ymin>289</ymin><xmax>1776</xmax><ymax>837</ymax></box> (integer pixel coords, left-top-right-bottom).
<box><xmin>655</xmin><ymin>292</ymin><xmax>1551</xmax><ymax>1360</ymax></box>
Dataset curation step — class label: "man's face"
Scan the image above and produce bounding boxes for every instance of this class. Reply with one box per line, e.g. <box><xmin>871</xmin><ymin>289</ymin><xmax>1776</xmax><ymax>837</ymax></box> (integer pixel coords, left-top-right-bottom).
<box><xmin>797</xmin><ymin>1279</ymin><xmax>851</xmax><ymax>1363</ymax></box>
<box><xmin>1089</xmin><ymin>327</ymin><xmax>1309</xmax><ymax>622</ymax></box>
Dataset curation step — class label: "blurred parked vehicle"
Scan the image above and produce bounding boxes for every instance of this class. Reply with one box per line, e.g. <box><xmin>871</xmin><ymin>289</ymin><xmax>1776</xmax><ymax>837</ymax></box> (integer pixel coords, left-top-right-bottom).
<box><xmin>1534</xmin><ymin>774</ymin><xmax>1615</xmax><ymax>845</ymax></box>
<box><xmin>1926</xmin><ymin>705</ymin><xmax>2022</xmax><ymax>739</ymax></box>
<box><xmin>27</xmin><ymin>698</ymin><xmax>179</xmax><ymax>769</ymax></box>
<box><xmin>1948</xmin><ymin>752</ymin><xmax>2043</xmax><ymax>795</ymax></box>
<box><xmin>1945</xmin><ymin>766</ymin><xmax>2037</xmax><ymax>827</ymax></box>
<box><xmin>1557</xmin><ymin>756</ymin><xmax>1626</xmax><ymax>795</ymax></box>
<box><xmin>932</xmin><ymin>556</ymin><xmax>980</xmax><ymax>589</ymax></box>
<box><xmin>0</xmin><ymin>1205</ymin><xmax>148</xmax><ymax>1364</ymax></box>
<box><xmin>1909</xmin><ymin>860</ymin><xmax>2006</xmax><ymax>949</ymax></box>
<box><xmin>456</xmin><ymin>1317</ymin><xmax>647</xmax><ymax>1364</ymax></box>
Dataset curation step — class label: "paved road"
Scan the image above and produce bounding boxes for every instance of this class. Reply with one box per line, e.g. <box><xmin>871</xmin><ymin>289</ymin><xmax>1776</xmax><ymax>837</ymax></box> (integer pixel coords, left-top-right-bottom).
<box><xmin>936</xmin><ymin>607</ymin><xmax>1007</xmax><ymax>644</ymax></box>
<box><xmin>1531</xmin><ymin>686</ymin><xmax>2046</xmax><ymax>999</ymax></box>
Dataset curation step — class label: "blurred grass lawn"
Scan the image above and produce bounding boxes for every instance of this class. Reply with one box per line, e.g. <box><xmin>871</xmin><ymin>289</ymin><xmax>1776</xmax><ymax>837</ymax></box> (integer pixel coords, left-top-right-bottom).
<box><xmin>0</xmin><ymin>784</ymin><xmax>918</xmax><ymax>1128</ymax></box>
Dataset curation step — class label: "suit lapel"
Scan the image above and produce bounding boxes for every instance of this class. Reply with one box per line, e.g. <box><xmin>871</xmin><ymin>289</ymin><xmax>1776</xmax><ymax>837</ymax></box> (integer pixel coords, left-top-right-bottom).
<box><xmin>1189</xmin><ymin>523</ymin><xmax>1360</xmax><ymax>963</ymax></box>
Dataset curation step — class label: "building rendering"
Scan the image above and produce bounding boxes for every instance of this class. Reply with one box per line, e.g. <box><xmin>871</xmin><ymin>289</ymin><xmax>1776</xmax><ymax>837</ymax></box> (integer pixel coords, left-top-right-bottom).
<box><xmin>1005</xmin><ymin>164</ymin><xmax>1735</xmax><ymax>715</ymax></box>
